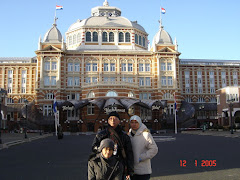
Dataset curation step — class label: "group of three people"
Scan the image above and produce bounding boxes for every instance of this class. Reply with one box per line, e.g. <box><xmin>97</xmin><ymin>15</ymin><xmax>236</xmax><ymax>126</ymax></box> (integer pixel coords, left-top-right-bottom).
<box><xmin>88</xmin><ymin>111</ymin><xmax>158</xmax><ymax>180</ymax></box>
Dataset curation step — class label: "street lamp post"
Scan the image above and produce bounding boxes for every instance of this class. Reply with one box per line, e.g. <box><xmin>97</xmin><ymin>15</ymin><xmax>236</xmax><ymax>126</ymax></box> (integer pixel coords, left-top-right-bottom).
<box><xmin>24</xmin><ymin>100</ymin><xmax>28</xmax><ymax>139</ymax></box>
<box><xmin>227</xmin><ymin>99</ymin><xmax>234</xmax><ymax>134</ymax></box>
<box><xmin>199</xmin><ymin>104</ymin><xmax>205</xmax><ymax>131</ymax></box>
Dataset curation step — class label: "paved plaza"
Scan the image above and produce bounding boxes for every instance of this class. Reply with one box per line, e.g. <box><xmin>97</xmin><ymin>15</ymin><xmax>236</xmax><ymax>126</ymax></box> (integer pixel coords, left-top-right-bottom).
<box><xmin>0</xmin><ymin>130</ymin><xmax>240</xmax><ymax>180</ymax></box>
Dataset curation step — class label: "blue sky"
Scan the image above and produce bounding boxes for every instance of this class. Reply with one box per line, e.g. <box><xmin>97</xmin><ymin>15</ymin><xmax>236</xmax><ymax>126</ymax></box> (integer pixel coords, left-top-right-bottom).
<box><xmin>1</xmin><ymin>0</ymin><xmax>240</xmax><ymax>60</ymax></box>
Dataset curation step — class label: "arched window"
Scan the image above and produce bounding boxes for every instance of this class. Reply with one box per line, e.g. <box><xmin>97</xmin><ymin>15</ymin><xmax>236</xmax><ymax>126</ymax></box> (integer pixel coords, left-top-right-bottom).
<box><xmin>45</xmin><ymin>93</ymin><xmax>54</xmax><ymax>99</ymax></box>
<box><xmin>109</xmin><ymin>32</ymin><xmax>114</xmax><ymax>42</ymax></box>
<box><xmin>135</xmin><ymin>34</ymin><xmax>138</xmax><ymax>44</ymax></box>
<box><xmin>128</xmin><ymin>91</ymin><xmax>135</xmax><ymax>98</ymax></box>
<box><xmin>163</xmin><ymin>93</ymin><xmax>173</xmax><ymax>100</ymax></box>
<box><xmin>7</xmin><ymin>98</ymin><xmax>14</xmax><ymax>104</ymax></box>
<box><xmin>125</xmin><ymin>32</ymin><xmax>130</xmax><ymax>42</ymax></box>
<box><xmin>87</xmin><ymin>91</ymin><xmax>95</xmax><ymax>98</ymax></box>
<box><xmin>139</xmin><ymin>35</ymin><xmax>142</xmax><ymax>45</ymax></box>
<box><xmin>106</xmin><ymin>91</ymin><xmax>118</xmax><ymax>97</ymax></box>
<box><xmin>69</xmin><ymin>36</ymin><xmax>73</xmax><ymax>45</ymax></box>
<box><xmin>86</xmin><ymin>32</ymin><xmax>91</xmax><ymax>42</ymax></box>
<box><xmin>18</xmin><ymin>98</ymin><xmax>27</xmax><ymax>103</ymax></box>
<box><xmin>77</xmin><ymin>33</ymin><xmax>81</xmax><ymax>43</ymax></box>
<box><xmin>143</xmin><ymin>37</ymin><xmax>146</xmax><ymax>47</ymax></box>
<box><xmin>102</xmin><ymin>32</ymin><xmax>108</xmax><ymax>42</ymax></box>
<box><xmin>119</xmin><ymin>32</ymin><xmax>124</xmax><ymax>42</ymax></box>
<box><xmin>73</xmin><ymin>34</ymin><xmax>76</xmax><ymax>44</ymax></box>
<box><xmin>93</xmin><ymin>32</ymin><xmax>98</xmax><ymax>42</ymax></box>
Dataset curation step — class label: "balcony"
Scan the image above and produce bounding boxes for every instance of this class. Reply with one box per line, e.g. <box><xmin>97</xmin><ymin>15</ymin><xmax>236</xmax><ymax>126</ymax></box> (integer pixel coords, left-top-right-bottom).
<box><xmin>82</xmin><ymin>81</ymin><xmax>138</xmax><ymax>88</ymax></box>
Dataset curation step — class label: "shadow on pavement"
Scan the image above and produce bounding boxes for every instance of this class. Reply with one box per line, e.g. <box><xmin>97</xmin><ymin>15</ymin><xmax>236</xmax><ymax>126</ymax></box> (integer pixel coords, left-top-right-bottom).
<box><xmin>151</xmin><ymin>133</ymin><xmax>240</xmax><ymax>179</ymax></box>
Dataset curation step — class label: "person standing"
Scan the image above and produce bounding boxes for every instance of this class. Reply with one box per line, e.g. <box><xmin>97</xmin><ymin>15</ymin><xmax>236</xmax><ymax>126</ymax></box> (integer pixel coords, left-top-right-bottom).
<box><xmin>88</xmin><ymin>138</ymin><xmax>123</xmax><ymax>180</ymax></box>
<box><xmin>129</xmin><ymin>115</ymin><xmax>158</xmax><ymax>180</ymax></box>
<box><xmin>92</xmin><ymin>111</ymin><xmax>134</xmax><ymax>179</ymax></box>
<box><xmin>57</xmin><ymin>124</ymin><xmax>63</xmax><ymax>139</ymax></box>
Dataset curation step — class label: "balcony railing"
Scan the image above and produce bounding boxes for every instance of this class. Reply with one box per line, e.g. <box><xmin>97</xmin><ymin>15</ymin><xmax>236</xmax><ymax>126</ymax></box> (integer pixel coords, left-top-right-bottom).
<box><xmin>82</xmin><ymin>81</ymin><xmax>138</xmax><ymax>88</ymax></box>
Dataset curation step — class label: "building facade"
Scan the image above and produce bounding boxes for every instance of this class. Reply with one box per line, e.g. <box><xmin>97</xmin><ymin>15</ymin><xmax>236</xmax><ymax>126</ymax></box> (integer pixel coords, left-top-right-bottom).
<box><xmin>0</xmin><ymin>1</ymin><xmax>240</xmax><ymax>132</ymax></box>
<box><xmin>217</xmin><ymin>86</ymin><xmax>240</xmax><ymax>127</ymax></box>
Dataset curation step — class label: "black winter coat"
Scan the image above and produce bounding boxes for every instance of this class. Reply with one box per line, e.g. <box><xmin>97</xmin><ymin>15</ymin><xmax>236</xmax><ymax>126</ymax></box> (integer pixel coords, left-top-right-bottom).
<box><xmin>91</xmin><ymin>125</ymin><xmax>134</xmax><ymax>176</ymax></box>
<box><xmin>88</xmin><ymin>154</ymin><xmax>123</xmax><ymax>180</ymax></box>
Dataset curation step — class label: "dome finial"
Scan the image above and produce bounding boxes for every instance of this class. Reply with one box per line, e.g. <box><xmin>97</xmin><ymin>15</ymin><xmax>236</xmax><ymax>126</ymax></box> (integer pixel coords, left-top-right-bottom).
<box><xmin>103</xmin><ymin>0</ymin><xmax>109</xmax><ymax>7</ymax></box>
<box><xmin>158</xmin><ymin>19</ymin><xmax>163</xmax><ymax>29</ymax></box>
<box><xmin>53</xmin><ymin>17</ymin><xmax>58</xmax><ymax>26</ymax></box>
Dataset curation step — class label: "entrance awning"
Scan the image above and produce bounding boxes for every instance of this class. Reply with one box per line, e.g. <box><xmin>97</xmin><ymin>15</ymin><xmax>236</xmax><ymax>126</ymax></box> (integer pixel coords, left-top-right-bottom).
<box><xmin>103</xmin><ymin>98</ymin><xmax>123</xmax><ymax>109</ymax></box>
<box><xmin>119</xmin><ymin>98</ymin><xmax>140</xmax><ymax>109</ymax></box>
<box><xmin>56</xmin><ymin>99</ymin><xmax>90</xmax><ymax>110</ymax></box>
<box><xmin>69</xmin><ymin>99</ymin><xmax>89</xmax><ymax>109</ymax></box>
<box><xmin>140</xmin><ymin>99</ymin><xmax>164</xmax><ymax>109</ymax></box>
<box><xmin>90</xmin><ymin>98</ymin><xmax>106</xmax><ymax>109</ymax></box>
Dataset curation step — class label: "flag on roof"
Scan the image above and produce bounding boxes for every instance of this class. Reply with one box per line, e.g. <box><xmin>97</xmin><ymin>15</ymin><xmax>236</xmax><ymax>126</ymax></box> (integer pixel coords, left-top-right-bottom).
<box><xmin>56</xmin><ymin>5</ymin><xmax>63</xmax><ymax>10</ymax></box>
<box><xmin>161</xmin><ymin>7</ymin><xmax>166</xmax><ymax>14</ymax></box>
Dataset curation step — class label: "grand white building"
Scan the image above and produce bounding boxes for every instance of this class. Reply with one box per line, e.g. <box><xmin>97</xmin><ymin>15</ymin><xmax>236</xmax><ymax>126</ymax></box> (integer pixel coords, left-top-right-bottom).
<box><xmin>0</xmin><ymin>1</ymin><xmax>239</xmax><ymax>132</ymax></box>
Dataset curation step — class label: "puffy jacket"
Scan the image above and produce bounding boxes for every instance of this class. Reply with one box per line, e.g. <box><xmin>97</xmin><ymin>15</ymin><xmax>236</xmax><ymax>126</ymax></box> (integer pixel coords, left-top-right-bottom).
<box><xmin>92</xmin><ymin>125</ymin><xmax>134</xmax><ymax>176</ymax></box>
<box><xmin>88</xmin><ymin>153</ymin><xmax>123</xmax><ymax>180</ymax></box>
<box><xmin>128</xmin><ymin>124</ymin><xmax>158</xmax><ymax>175</ymax></box>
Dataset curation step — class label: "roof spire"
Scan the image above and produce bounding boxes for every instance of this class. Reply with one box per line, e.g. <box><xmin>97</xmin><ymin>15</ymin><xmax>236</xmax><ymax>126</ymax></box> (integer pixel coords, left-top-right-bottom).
<box><xmin>174</xmin><ymin>38</ymin><xmax>178</xmax><ymax>51</ymax></box>
<box><xmin>53</xmin><ymin>16</ymin><xmax>58</xmax><ymax>26</ymax></box>
<box><xmin>38</xmin><ymin>36</ymin><xmax>42</xmax><ymax>50</ymax></box>
<box><xmin>103</xmin><ymin>0</ymin><xmax>109</xmax><ymax>7</ymax></box>
<box><xmin>158</xmin><ymin>19</ymin><xmax>163</xmax><ymax>29</ymax></box>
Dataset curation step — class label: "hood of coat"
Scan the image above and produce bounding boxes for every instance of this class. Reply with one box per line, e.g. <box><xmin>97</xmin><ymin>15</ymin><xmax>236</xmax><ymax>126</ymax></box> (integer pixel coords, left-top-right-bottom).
<box><xmin>129</xmin><ymin>123</ymin><xmax>149</xmax><ymax>136</ymax></box>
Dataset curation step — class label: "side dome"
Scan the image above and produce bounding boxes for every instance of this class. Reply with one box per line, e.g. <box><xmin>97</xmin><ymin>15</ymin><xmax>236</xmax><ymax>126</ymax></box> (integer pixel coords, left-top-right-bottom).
<box><xmin>43</xmin><ymin>23</ymin><xmax>62</xmax><ymax>43</ymax></box>
<box><xmin>152</xmin><ymin>26</ymin><xmax>173</xmax><ymax>45</ymax></box>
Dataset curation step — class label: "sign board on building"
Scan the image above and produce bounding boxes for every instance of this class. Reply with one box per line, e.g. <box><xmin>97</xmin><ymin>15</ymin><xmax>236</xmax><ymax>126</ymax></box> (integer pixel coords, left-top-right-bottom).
<box><xmin>152</xmin><ymin>105</ymin><xmax>161</xmax><ymax>110</ymax></box>
<box><xmin>62</xmin><ymin>106</ymin><xmax>74</xmax><ymax>111</ymax></box>
<box><xmin>104</xmin><ymin>107</ymin><xmax>125</xmax><ymax>114</ymax></box>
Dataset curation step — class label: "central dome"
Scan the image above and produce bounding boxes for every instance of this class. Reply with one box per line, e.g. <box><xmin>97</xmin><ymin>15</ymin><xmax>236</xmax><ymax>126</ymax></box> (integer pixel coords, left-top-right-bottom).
<box><xmin>66</xmin><ymin>1</ymin><xmax>148</xmax><ymax>51</ymax></box>
<box><xmin>68</xmin><ymin>17</ymin><xmax>146</xmax><ymax>33</ymax></box>
<box><xmin>67</xmin><ymin>0</ymin><xmax>146</xmax><ymax>33</ymax></box>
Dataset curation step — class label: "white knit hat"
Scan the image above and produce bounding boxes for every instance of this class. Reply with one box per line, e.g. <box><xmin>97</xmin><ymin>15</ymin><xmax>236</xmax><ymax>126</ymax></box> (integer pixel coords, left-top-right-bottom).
<box><xmin>130</xmin><ymin>115</ymin><xmax>142</xmax><ymax>127</ymax></box>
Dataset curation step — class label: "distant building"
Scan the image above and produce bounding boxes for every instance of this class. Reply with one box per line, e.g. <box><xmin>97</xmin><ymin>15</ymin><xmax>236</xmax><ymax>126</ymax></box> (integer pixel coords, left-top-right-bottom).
<box><xmin>0</xmin><ymin>1</ymin><xmax>239</xmax><ymax>132</ymax></box>
<box><xmin>216</xmin><ymin>86</ymin><xmax>240</xmax><ymax>127</ymax></box>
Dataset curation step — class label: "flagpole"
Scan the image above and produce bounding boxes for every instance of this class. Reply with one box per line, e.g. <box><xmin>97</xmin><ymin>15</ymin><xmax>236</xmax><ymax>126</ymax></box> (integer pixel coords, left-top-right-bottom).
<box><xmin>174</xmin><ymin>92</ymin><xmax>177</xmax><ymax>134</ymax></box>
<box><xmin>160</xmin><ymin>6</ymin><xmax>162</xmax><ymax>28</ymax></box>
<box><xmin>54</xmin><ymin>4</ymin><xmax>57</xmax><ymax>24</ymax></box>
<box><xmin>175</xmin><ymin>109</ymin><xmax>177</xmax><ymax>134</ymax></box>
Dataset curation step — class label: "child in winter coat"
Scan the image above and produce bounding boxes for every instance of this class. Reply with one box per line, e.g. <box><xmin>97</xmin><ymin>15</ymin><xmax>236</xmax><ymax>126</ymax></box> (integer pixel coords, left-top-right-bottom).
<box><xmin>88</xmin><ymin>138</ymin><xmax>124</xmax><ymax>180</ymax></box>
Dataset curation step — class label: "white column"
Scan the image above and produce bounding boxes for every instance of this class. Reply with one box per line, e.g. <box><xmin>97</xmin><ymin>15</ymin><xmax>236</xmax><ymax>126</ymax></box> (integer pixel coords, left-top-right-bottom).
<box><xmin>192</xmin><ymin>67</ymin><xmax>195</xmax><ymax>94</ymax></box>
<box><xmin>134</xmin><ymin>56</ymin><xmax>138</xmax><ymax>84</ymax></box>
<box><xmin>216</xmin><ymin>69</ymin><xmax>220</xmax><ymax>89</ymax></box>
<box><xmin>173</xmin><ymin>57</ymin><xmax>177</xmax><ymax>89</ymax></box>
<box><xmin>98</xmin><ymin>30</ymin><xmax>102</xmax><ymax>46</ymax></box>
<box><xmin>16</xmin><ymin>68</ymin><xmax>19</xmax><ymax>93</ymax></box>
<box><xmin>117</xmin><ymin>57</ymin><xmax>120</xmax><ymax>82</ymax></box>
<box><xmin>40</xmin><ymin>56</ymin><xmax>44</xmax><ymax>88</ymax></box>
<box><xmin>81</xmin><ymin>56</ymin><xmax>85</xmax><ymax>85</ymax></box>
<box><xmin>99</xmin><ymin>55</ymin><xmax>102</xmax><ymax>82</ymax></box>
<box><xmin>57</xmin><ymin>56</ymin><xmax>61</xmax><ymax>87</ymax></box>
<box><xmin>157</xmin><ymin>56</ymin><xmax>161</xmax><ymax>88</ymax></box>
<box><xmin>1</xmin><ymin>67</ymin><xmax>5</xmax><ymax>87</ymax></box>
<box><xmin>228</xmin><ymin>68</ymin><xmax>231</xmax><ymax>86</ymax></box>
<box><xmin>29</xmin><ymin>67</ymin><xmax>33</xmax><ymax>93</ymax></box>
<box><xmin>204</xmin><ymin>68</ymin><xmax>208</xmax><ymax>94</ymax></box>
<box><xmin>114</xmin><ymin>31</ymin><xmax>118</xmax><ymax>45</ymax></box>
